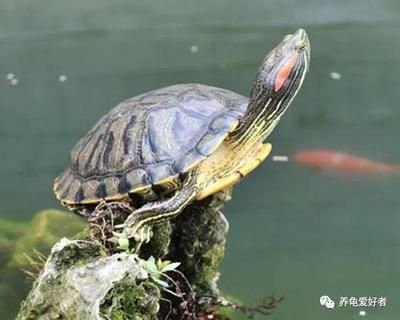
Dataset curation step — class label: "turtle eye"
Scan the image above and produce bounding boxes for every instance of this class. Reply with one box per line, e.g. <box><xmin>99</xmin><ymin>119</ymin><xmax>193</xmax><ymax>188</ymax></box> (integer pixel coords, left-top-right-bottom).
<box><xmin>295</xmin><ymin>39</ymin><xmax>305</xmax><ymax>51</ymax></box>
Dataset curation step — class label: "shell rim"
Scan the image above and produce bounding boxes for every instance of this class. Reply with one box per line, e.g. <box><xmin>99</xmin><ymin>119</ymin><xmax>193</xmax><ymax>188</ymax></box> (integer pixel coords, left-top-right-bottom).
<box><xmin>54</xmin><ymin>122</ymin><xmax>238</xmax><ymax>206</ymax></box>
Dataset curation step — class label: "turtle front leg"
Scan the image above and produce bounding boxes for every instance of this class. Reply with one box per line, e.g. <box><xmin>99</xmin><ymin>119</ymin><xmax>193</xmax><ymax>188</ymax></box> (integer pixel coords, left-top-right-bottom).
<box><xmin>118</xmin><ymin>173</ymin><xmax>199</xmax><ymax>242</ymax></box>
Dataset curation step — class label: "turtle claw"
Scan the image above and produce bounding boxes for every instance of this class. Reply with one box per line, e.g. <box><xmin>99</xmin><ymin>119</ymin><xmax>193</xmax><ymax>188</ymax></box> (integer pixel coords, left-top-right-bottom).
<box><xmin>113</xmin><ymin>214</ymin><xmax>153</xmax><ymax>252</ymax></box>
<box><xmin>134</xmin><ymin>225</ymin><xmax>153</xmax><ymax>244</ymax></box>
<box><xmin>121</xmin><ymin>225</ymin><xmax>136</xmax><ymax>239</ymax></box>
<box><xmin>129</xmin><ymin>225</ymin><xmax>153</xmax><ymax>253</ymax></box>
<box><xmin>113</xmin><ymin>223</ymin><xmax>135</xmax><ymax>238</ymax></box>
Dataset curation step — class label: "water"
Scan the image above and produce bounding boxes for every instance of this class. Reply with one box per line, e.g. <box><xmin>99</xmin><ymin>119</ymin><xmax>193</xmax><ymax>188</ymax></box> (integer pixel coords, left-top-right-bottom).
<box><xmin>1</xmin><ymin>0</ymin><xmax>400</xmax><ymax>319</ymax></box>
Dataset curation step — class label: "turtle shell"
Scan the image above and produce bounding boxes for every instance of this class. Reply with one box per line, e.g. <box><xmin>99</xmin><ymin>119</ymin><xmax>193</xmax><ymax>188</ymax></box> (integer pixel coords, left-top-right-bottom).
<box><xmin>54</xmin><ymin>83</ymin><xmax>248</xmax><ymax>205</ymax></box>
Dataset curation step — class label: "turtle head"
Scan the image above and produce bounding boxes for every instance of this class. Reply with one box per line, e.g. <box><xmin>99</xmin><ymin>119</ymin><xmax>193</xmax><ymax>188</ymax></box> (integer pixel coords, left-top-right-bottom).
<box><xmin>260</xmin><ymin>28</ymin><xmax>310</xmax><ymax>94</ymax></box>
<box><xmin>234</xmin><ymin>29</ymin><xmax>310</xmax><ymax>143</ymax></box>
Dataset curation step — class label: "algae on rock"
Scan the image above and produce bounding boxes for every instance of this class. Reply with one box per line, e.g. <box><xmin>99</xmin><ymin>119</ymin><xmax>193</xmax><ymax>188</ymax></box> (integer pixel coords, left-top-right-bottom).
<box><xmin>0</xmin><ymin>209</ymin><xmax>86</xmax><ymax>320</ymax></box>
<box><xmin>0</xmin><ymin>218</ymin><xmax>28</xmax><ymax>267</ymax></box>
<box><xmin>17</xmin><ymin>196</ymin><xmax>234</xmax><ymax>319</ymax></box>
<box><xmin>16</xmin><ymin>238</ymin><xmax>159</xmax><ymax>320</ymax></box>
<box><xmin>168</xmin><ymin>203</ymin><xmax>228</xmax><ymax>295</ymax></box>
<box><xmin>8</xmin><ymin>209</ymin><xmax>85</xmax><ymax>269</ymax></box>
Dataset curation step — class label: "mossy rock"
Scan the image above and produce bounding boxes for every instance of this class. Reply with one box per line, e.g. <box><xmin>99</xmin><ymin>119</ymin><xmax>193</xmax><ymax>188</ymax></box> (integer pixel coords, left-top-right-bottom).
<box><xmin>100</xmin><ymin>275</ymin><xmax>160</xmax><ymax>320</ymax></box>
<box><xmin>16</xmin><ymin>198</ymin><xmax>238</xmax><ymax>319</ymax></box>
<box><xmin>8</xmin><ymin>209</ymin><xmax>85</xmax><ymax>269</ymax></box>
<box><xmin>169</xmin><ymin>203</ymin><xmax>228</xmax><ymax>295</ymax></box>
<box><xmin>16</xmin><ymin>239</ymin><xmax>158</xmax><ymax>320</ymax></box>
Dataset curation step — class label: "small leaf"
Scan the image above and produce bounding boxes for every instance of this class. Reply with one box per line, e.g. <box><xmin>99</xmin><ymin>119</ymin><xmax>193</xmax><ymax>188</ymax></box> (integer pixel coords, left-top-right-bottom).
<box><xmin>161</xmin><ymin>262</ymin><xmax>181</xmax><ymax>272</ymax></box>
<box><xmin>157</xmin><ymin>259</ymin><xmax>171</xmax><ymax>270</ymax></box>
<box><xmin>117</xmin><ymin>237</ymin><xmax>130</xmax><ymax>251</ymax></box>
<box><xmin>153</xmin><ymin>277</ymin><xmax>169</xmax><ymax>287</ymax></box>
<box><xmin>150</xmin><ymin>272</ymin><xmax>161</xmax><ymax>281</ymax></box>
<box><xmin>143</xmin><ymin>256</ymin><xmax>158</xmax><ymax>273</ymax></box>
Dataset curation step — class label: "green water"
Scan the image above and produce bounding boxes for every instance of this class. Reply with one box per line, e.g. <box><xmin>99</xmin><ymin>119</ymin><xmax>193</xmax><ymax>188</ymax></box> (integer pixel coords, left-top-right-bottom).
<box><xmin>1</xmin><ymin>0</ymin><xmax>400</xmax><ymax>319</ymax></box>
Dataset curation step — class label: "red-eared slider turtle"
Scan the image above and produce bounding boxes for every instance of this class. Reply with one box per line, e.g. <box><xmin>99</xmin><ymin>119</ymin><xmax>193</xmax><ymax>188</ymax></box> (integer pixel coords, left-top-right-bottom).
<box><xmin>54</xmin><ymin>29</ymin><xmax>310</xmax><ymax>240</ymax></box>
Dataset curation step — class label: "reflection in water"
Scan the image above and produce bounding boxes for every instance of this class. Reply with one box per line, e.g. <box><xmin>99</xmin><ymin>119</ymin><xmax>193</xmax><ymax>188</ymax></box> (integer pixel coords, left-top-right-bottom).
<box><xmin>1</xmin><ymin>0</ymin><xmax>400</xmax><ymax>319</ymax></box>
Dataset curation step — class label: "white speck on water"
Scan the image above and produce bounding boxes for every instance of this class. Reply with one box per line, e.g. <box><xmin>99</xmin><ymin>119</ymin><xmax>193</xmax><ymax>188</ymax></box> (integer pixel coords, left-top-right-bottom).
<box><xmin>6</xmin><ymin>73</ymin><xmax>15</xmax><ymax>80</ymax></box>
<box><xmin>272</xmin><ymin>155</ymin><xmax>289</xmax><ymax>162</ymax></box>
<box><xmin>59</xmin><ymin>75</ymin><xmax>67</xmax><ymax>82</ymax></box>
<box><xmin>330</xmin><ymin>71</ymin><xmax>342</xmax><ymax>80</ymax></box>
<box><xmin>359</xmin><ymin>310</ymin><xmax>366</xmax><ymax>316</ymax></box>
<box><xmin>190</xmin><ymin>45</ymin><xmax>199</xmax><ymax>53</ymax></box>
<box><xmin>10</xmin><ymin>78</ymin><xmax>18</xmax><ymax>86</ymax></box>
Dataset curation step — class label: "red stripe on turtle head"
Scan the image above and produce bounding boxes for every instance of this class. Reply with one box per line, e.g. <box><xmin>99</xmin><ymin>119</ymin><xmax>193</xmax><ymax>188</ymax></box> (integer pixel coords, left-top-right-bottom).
<box><xmin>274</xmin><ymin>53</ymin><xmax>298</xmax><ymax>92</ymax></box>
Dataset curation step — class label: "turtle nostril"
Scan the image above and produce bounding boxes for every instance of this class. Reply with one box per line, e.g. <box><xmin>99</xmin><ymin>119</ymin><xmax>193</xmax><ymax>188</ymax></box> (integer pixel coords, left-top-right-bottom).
<box><xmin>295</xmin><ymin>39</ymin><xmax>305</xmax><ymax>50</ymax></box>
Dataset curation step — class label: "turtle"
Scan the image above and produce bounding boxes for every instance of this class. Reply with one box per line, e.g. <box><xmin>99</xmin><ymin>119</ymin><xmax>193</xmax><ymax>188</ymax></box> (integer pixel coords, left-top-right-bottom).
<box><xmin>54</xmin><ymin>29</ymin><xmax>310</xmax><ymax>242</ymax></box>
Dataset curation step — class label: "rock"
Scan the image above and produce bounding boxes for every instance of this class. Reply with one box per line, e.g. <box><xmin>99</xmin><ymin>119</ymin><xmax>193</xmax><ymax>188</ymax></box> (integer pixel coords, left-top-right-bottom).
<box><xmin>17</xmin><ymin>198</ymin><xmax>236</xmax><ymax>319</ymax></box>
<box><xmin>16</xmin><ymin>238</ymin><xmax>159</xmax><ymax>320</ymax></box>
<box><xmin>0</xmin><ymin>210</ymin><xmax>85</xmax><ymax>319</ymax></box>
<box><xmin>169</xmin><ymin>203</ymin><xmax>228</xmax><ymax>295</ymax></box>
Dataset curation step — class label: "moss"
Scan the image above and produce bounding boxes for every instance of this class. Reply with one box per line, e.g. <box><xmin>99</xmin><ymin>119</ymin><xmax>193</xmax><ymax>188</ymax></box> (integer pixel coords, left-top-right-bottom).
<box><xmin>169</xmin><ymin>203</ymin><xmax>228</xmax><ymax>294</ymax></box>
<box><xmin>100</xmin><ymin>275</ymin><xmax>160</xmax><ymax>320</ymax></box>
<box><xmin>17</xmin><ymin>239</ymin><xmax>151</xmax><ymax>320</ymax></box>
<box><xmin>0</xmin><ymin>211</ymin><xmax>87</xmax><ymax>319</ymax></box>
<box><xmin>195</xmin><ymin>243</ymin><xmax>225</xmax><ymax>291</ymax></box>
<box><xmin>17</xmin><ymin>270</ymin><xmax>88</xmax><ymax>320</ymax></box>
<box><xmin>140</xmin><ymin>221</ymin><xmax>172</xmax><ymax>260</ymax></box>
<box><xmin>72</xmin><ymin>226</ymin><xmax>93</xmax><ymax>241</ymax></box>
<box><xmin>8</xmin><ymin>209</ymin><xmax>86</xmax><ymax>269</ymax></box>
<box><xmin>16</xmin><ymin>197</ymin><xmax>233</xmax><ymax>319</ymax></box>
<box><xmin>0</xmin><ymin>218</ymin><xmax>28</xmax><ymax>268</ymax></box>
<box><xmin>51</xmin><ymin>239</ymin><xmax>108</xmax><ymax>270</ymax></box>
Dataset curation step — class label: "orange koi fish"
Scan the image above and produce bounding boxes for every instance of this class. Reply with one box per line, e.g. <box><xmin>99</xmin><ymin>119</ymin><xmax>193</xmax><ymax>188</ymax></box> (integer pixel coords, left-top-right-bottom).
<box><xmin>294</xmin><ymin>150</ymin><xmax>399</xmax><ymax>174</ymax></box>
